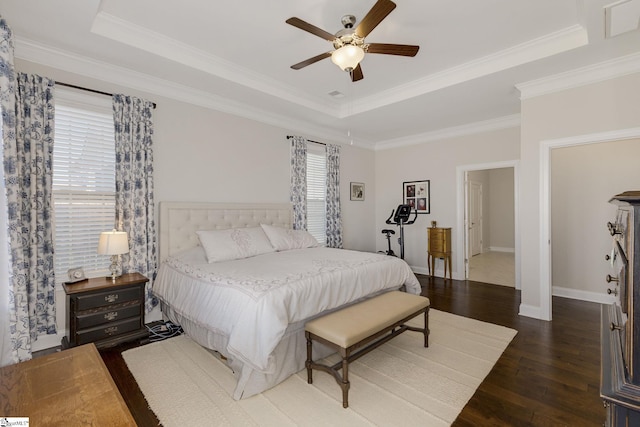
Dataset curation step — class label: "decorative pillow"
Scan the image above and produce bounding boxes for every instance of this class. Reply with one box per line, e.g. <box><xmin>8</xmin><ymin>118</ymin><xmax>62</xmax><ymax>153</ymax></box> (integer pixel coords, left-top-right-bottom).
<box><xmin>196</xmin><ymin>227</ymin><xmax>275</xmax><ymax>263</ymax></box>
<box><xmin>260</xmin><ymin>224</ymin><xmax>320</xmax><ymax>251</ymax></box>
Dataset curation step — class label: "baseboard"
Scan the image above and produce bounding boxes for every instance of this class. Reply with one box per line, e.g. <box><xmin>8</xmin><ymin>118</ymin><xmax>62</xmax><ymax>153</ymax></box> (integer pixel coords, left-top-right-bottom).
<box><xmin>519</xmin><ymin>303</ymin><xmax>545</xmax><ymax>320</ymax></box>
<box><xmin>410</xmin><ymin>265</ymin><xmax>461</xmax><ymax>280</ymax></box>
<box><xmin>488</xmin><ymin>246</ymin><xmax>515</xmax><ymax>253</ymax></box>
<box><xmin>146</xmin><ymin>305</ymin><xmax>162</xmax><ymax>322</ymax></box>
<box><xmin>552</xmin><ymin>286</ymin><xmax>616</xmax><ymax>305</ymax></box>
<box><xmin>411</xmin><ymin>266</ymin><xmax>429</xmax><ymax>276</ymax></box>
<box><xmin>32</xmin><ymin>332</ymin><xmax>66</xmax><ymax>352</ymax></box>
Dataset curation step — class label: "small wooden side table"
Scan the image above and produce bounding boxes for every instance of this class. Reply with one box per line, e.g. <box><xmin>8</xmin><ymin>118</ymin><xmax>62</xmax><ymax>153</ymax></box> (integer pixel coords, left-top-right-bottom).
<box><xmin>427</xmin><ymin>227</ymin><xmax>452</xmax><ymax>280</ymax></box>
<box><xmin>63</xmin><ymin>272</ymin><xmax>149</xmax><ymax>349</ymax></box>
<box><xmin>0</xmin><ymin>343</ymin><xmax>136</xmax><ymax>424</ymax></box>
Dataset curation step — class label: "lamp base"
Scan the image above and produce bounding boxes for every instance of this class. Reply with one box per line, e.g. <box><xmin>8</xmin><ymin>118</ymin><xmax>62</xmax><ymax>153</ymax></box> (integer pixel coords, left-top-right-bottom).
<box><xmin>108</xmin><ymin>255</ymin><xmax>122</xmax><ymax>282</ymax></box>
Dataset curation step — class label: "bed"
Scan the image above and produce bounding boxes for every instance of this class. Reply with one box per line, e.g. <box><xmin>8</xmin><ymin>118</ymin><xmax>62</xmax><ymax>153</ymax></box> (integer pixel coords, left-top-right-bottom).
<box><xmin>153</xmin><ymin>202</ymin><xmax>421</xmax><ymax>399</ymax></box>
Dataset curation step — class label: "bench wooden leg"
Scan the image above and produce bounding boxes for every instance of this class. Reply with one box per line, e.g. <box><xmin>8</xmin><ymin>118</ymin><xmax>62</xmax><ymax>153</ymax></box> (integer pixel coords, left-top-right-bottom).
<box><xmin>424</xmin><ymin>307</ymin><xmax>430</xmax><ymax>348</ymax></box>
<box><xmin>305</xmin><ymin>332</ymin><xmax>313</xmax><ymax>384</ymax></box>
<box><xmin>340</xmin><ymin>349</ymin><xmax>350</xmax><ymax>408</ymax></box>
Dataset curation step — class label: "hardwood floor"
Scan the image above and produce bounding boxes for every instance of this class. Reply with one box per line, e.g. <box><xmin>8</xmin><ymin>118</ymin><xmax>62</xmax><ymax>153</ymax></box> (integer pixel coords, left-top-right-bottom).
<box><xmin>99</xmin><ymin>275</ymin><xmax>605</xmax><ymax>426</ymax></box>
<box><xmin>423</xmin><ymin>276</ymin><xmax>605</xmax><ymax>426</ymax></box>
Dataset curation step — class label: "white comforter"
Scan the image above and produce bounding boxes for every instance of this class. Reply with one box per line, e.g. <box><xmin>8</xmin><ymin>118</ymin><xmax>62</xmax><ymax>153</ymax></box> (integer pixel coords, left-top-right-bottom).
<box><xmin>153</xmin><ymin>246</ymin><xmax>421</xmax><ymax>374</ymax></box>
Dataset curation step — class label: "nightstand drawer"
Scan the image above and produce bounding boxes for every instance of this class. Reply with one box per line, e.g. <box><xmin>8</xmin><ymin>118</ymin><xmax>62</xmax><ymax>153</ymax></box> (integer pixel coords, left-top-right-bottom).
<box><xmin>75</xmin><ymin>316</ymin><xmax>142</xmax><ymax>345</ymax></box>
<box><xmin>76</xmin><ymin>303</ymin><xmax>141</xmax><ymax>329</ymax></box>
<box><xmin>430</xmin><ymin>240</ymin><xmax>445</xmax><ymax>252</ymax></box>
<box><xmin>76</xmin><ymin>286</ymin><xmax>142</xmax><ymax>310</ymax></box>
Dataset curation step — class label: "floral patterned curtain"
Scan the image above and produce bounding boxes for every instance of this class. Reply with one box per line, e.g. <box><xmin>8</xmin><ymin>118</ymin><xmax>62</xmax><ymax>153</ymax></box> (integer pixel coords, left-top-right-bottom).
<box><xmin>0</xmin><ymin>16</ymin><xmax>16</xmax><ymax>366</ymax></box>
<box><xmin>290</xmin><ymin>136</ymin><xmax>307</xmax><ymax>230</ymax></box>
<box><xmin>112</xmin><ymin>94</ymin><xmax>157</xmax><ymax>313</ymax></box>
<box><xmin>1</xmin><ymin>66</ymin><xmax>56</xmax><ymax>362</ymax></box>
<box><xmin>325</xmin><ymin>144</ymin><xmax>343</xmax><ymax>248</ymax></box>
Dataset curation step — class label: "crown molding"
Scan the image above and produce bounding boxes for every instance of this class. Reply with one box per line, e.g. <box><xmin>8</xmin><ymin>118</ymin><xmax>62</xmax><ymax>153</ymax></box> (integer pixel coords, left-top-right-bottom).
<box><xmin>90</xmin><ymin>11</ymin><xmax>339</xmax><ymax>117</ymax></box>
<box><xmin>374</xmin><ymin>114</ymin><xmax>521</xmax><ymax>151</ymax></box>
<box><xmin>354</xmin><ymin>24</ymin><xmax>588</xmax><ymax>115</ymax></box>
<box><xmin>516</xmin><ymin>51</ymin><xmax>640</xmax><ymax>99</ymax></box>
<box><xmin>14</xmin><ymin>37</ymin><xmax>363</xmax><ymax>148</ymax></box>
<box><xmin>92</xmin><ymin>11</ymin><xmax>588</xmax><ymax>120</ymax></box>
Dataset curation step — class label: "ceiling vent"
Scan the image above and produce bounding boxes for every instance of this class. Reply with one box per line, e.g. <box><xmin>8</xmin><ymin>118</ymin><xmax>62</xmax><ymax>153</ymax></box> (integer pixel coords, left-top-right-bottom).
<box><xmin>605</xmin><ymin>0</ymin><xmax>640</xmax><ymax>38</ymax></box>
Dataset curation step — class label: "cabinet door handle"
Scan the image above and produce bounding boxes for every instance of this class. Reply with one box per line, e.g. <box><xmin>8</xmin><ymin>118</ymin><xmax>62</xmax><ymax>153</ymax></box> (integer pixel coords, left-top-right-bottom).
<box><xmin>607</xmin><ymin>288</ymin><xmax>618</xmax><ymax>296</ymax></box>
<box><xmin>610</xmin><ymin>322</ymin><xmax>622</xmax><ymax>331</ymax></box>
<box><xmin>104</xmin><ymin>311</ymin><xmax>118</xmax><ymax>321</ymax></box>
<box><xmin>607</xmin><ymin>221</ymin><xmax>622</xmax><ymax>236</ymax></box>
<box><xmin>606</xmin><ymin>274</ymin><xmax>619</xmax><ymax>283</ymax></box>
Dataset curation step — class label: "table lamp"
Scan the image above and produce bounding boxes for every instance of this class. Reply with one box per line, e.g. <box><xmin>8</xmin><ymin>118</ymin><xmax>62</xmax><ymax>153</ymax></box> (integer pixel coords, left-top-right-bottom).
<box><xmin>97</xmin><ymin>229</ymin><xmax>129</xmax><ymax>281</ymax></box>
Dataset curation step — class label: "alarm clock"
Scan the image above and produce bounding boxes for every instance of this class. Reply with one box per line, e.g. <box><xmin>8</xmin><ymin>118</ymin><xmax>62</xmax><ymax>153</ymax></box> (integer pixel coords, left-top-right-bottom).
<box><xmin>67</xmin><ymin>267</ymin><xmax>86</xmax><ymax>283</ymax></box>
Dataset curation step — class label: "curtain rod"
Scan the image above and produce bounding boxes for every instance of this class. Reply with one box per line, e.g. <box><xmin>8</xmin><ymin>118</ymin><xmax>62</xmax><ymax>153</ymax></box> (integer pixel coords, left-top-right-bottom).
<box><xmin>55</xmin><ymin>81</ymin><xmax>157</xmax><ymax>109</ymax></box>
<box><xmin>286</xmin><ymin>135</ymin><xmax>325</xmax><ymax>145</ymax></box>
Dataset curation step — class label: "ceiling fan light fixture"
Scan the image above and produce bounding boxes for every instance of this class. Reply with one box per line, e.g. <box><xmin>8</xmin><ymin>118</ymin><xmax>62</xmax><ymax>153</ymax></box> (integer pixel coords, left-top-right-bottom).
<box><xmin>331</xmin><ymin>44</ymin><xmax>365</xmax><ymax>71</ymax></box>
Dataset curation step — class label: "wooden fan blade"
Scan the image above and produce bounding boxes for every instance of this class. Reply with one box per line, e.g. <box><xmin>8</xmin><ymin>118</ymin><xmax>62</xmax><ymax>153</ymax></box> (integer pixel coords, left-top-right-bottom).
<box><xmin>350</xmin><ymin>64</ymin><xmax>364</xmax><ymax>82</ymax></box>
<box><xmin>291</xmin><ymin>52</ymin><xmax>332</xmax><ymax>70</ymax></box>
<box><xmin>286</xmin><ymin>17</ymin><xmax>335</xmax><ymax>41</ymax></box>
<box><xmin>355</xmin><ymin>0</ymin><xmax>397</xmax><ymax>38</ymax></box>
<box><xmin>366</xmin><ymin>43</ymin><xmax>419</xmax><ymax>56</ymax></box>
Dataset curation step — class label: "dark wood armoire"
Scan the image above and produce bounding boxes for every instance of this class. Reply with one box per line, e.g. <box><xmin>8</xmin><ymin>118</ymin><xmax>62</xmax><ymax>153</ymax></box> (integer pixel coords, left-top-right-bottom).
<box><xmin>601</xmin><ymin>191</ymin><xmax>640</xmax><ymax>425</ymax></box>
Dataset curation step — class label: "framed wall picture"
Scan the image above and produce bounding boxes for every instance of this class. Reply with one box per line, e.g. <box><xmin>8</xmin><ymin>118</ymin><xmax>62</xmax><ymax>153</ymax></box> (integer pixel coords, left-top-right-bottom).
<box><xmin>350</xmin><ymin>182</ymin><xmax>365</xmax><ymax>201</ymax></box>
<box><xmin>403</xmin><ymin>180</ymin><xmax>430</xmax><ymax>213</ymax></box>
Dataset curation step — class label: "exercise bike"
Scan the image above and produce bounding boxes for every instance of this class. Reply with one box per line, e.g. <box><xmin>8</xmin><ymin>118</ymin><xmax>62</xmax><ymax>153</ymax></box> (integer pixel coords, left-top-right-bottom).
<box><xmin>382</xmin><ymin>204</ymin><xmax>417</xmax><ymax>259</ymax></box>
<box><xmin>380</xmin><ymin>228</ymin><xmax>396</xmax><ymax>257</ymax></box>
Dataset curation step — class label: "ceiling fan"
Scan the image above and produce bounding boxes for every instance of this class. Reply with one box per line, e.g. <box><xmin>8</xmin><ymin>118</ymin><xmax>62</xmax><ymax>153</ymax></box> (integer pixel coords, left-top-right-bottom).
<box><xmin>286</xmin><ymin>0</ymin><xmax>419</xmax><ymax>82</ymax></box>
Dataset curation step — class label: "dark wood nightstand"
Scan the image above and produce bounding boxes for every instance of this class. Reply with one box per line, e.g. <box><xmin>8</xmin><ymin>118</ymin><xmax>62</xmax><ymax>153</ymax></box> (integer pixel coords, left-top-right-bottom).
<box><xmin>62</xmin><ymin>272</ymin><xmax>149</xmax><ymax>349</ymax></box>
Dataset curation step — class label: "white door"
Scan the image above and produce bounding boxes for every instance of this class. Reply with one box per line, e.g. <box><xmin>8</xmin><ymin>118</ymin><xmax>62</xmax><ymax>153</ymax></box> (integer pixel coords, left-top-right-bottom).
<box><xmin>469</xmin><ymin>181</ymin><xmax>482</xmax><ymax>256</ymax></box>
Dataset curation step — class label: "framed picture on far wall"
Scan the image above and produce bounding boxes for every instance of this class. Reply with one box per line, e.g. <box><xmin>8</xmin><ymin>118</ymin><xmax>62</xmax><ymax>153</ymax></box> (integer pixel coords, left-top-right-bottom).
<box><xmin>350</xmin><ymin>182</ymin><xmax>365</xmax><ymax>201</ymax></box>
<box><xmin>403</xmin><ymin>180</ymin><xmax>430</xmax><ymax>213</ymax></box>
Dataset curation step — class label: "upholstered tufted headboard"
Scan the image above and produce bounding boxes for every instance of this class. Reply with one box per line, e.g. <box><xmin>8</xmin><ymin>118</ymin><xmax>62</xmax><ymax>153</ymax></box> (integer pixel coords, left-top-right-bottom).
<box><xmin>158</xmin><ymin>202</ymin><xmax>293</xmax><ymax>262</ymax></box>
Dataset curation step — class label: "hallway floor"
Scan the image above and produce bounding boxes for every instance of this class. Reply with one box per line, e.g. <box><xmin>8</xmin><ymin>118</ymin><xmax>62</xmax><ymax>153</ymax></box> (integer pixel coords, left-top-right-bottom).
<box><xmin>468</xmin><ymin>250</ymin><xmax>515</xmax><ymax>287</ymax></box>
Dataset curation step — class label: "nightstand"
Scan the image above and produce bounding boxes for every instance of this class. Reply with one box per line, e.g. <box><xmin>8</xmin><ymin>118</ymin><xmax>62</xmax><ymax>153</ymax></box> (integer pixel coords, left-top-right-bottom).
<box><xmin>62</xmin><ymin>272</ymin><xmax>149</xmax><ymax>349</ymax></box>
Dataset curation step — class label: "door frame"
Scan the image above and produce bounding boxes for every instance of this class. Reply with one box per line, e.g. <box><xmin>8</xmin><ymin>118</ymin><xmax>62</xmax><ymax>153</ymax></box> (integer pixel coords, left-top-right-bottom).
<box><xmin>456</xmin><ymin>160</ymin><xmax>520</xmax><ymax>289</ymax></box>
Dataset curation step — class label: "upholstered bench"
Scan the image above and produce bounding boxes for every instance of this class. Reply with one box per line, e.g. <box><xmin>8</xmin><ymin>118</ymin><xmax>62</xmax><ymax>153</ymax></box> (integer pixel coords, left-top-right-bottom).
<box><xmin>305</xmin><ymin>290</ymin><xmax>430</xmax><ymax>408</ymax></box>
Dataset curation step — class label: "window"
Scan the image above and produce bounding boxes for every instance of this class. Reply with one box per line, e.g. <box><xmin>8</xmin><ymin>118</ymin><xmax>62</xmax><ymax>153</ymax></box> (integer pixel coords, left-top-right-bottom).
<box><xmin>306</xmin><ymin>143</ymin><xmax>326</xmax><ymax>244</ymax></box>
<box><xmin>52</xmin><ymin>89</ymin><xmax>115</xmax><ymax>284</ymax></box>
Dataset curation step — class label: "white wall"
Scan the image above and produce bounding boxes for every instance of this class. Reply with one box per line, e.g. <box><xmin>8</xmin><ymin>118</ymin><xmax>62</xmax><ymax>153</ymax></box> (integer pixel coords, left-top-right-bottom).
<box><xmin>374</xmin><ymin>127</ymin><xmax>520</xmax><ymax>275</ymax></box>
<box><xmin>551</xmin><ymin>139</ymin><xmax>640</xmax><ymax>300</ymax></box>
<box><xmin>488</xmin><ymin>168</ymin><xmax>515</xmax><ymax>251</ymax></box>
<box><xmin>520</xmin><ymin>71</ymin><xmax>640</xmax><ymax>319</ymax></box>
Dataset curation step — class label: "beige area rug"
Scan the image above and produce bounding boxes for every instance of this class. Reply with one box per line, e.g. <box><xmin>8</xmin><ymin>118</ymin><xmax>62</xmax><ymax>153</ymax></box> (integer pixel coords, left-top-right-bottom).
<box><xmin>123</xmin><ymin>310</ymin><xmax>517</xmax><ymax>427</ymax></box>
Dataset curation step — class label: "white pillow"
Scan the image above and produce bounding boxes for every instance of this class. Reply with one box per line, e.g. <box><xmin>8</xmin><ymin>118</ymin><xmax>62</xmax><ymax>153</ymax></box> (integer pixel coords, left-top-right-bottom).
<box><xmin>260</xmin><ymin>224</ymin><xmax>320</xmax><ymax>251</ymax></box>
<box><xmin>196</xmin><ymin>227</ymin><xmax>275</xmax><ymax>263</ymax></box>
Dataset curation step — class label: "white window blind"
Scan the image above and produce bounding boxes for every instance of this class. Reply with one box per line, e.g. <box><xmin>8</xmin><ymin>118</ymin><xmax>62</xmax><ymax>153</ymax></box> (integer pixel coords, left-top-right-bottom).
<box><xmin>307</xmin><ymin>144</ymin><xmax>326</xmax><ymax>245</ymax></box>
<box><xmin>53</xmin><ymin>89</ymin><xmax>115</xmax><ymax>284</ymax></box>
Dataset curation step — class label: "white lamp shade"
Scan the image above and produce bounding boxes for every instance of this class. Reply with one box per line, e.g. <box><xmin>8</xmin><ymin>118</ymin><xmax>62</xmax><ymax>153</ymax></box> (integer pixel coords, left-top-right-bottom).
<box><xmin>97</xmin><ymin>230</ymin><xmax>129</xmax><ymax>255</ymax></box>
<box><xmin>331</xmin><ymin>45</ymin><xmax>365</xmax><ymax>71</ymax></box>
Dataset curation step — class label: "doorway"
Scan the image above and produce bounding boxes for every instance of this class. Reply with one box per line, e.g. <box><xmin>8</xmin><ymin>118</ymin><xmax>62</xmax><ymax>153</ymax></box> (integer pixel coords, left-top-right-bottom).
<box><xmin>539</xmin><ymin>127</ymin><xmax>640</xmax><ymax>320</ymax></box>
<box><xmin>456</xmin><ymin>161</ymin><xmax>520</xmax><ymax>290</ymax></box>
